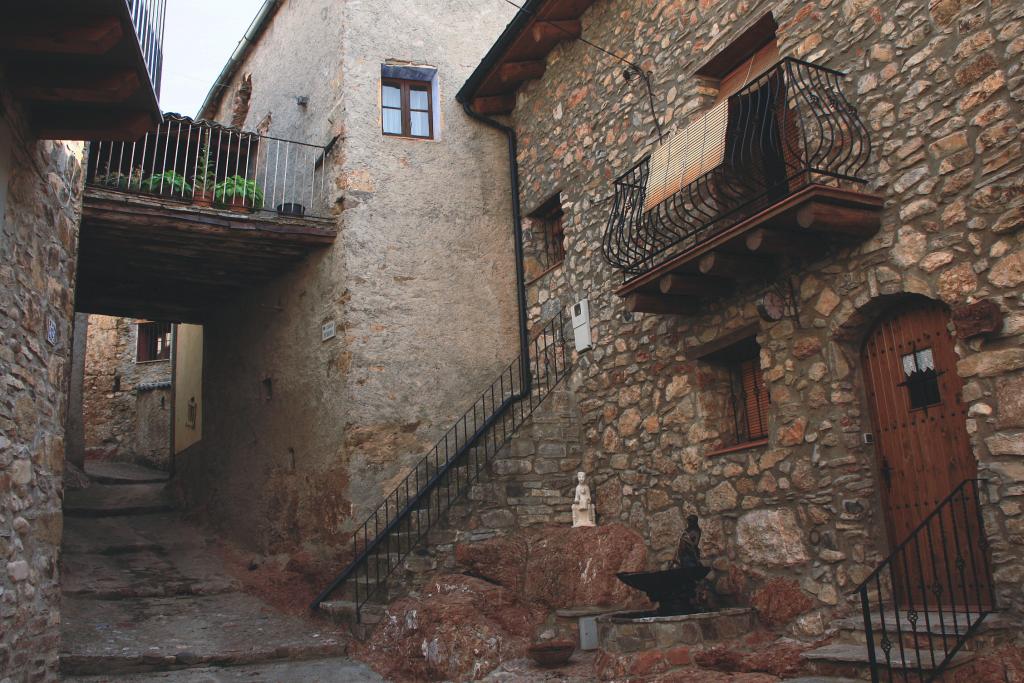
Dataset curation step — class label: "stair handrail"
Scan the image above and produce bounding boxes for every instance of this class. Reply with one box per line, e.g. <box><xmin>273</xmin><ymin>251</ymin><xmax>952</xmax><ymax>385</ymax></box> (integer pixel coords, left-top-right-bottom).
<box><xmin>310</xmin><ymin>310</ymin><xmax>571</xmax><ymax>615</ymax></box>
<box><xmin>853</xmin><ymin>478</ymin><xmax>996</xmax><ymax>683</ymax></box>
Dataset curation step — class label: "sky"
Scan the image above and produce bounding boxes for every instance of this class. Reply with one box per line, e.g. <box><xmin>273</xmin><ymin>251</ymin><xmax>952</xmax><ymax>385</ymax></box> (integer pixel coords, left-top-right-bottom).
<box><xmin>159</xmin><ymin>0</ymin><xmax>267</xmax><ymax>117</ymax></box>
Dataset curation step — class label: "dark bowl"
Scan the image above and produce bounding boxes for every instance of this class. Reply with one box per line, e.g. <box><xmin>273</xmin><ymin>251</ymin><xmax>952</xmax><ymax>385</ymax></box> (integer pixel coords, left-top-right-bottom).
<box><xmin>527</xmin><ymin>640</ymin><xmax>575</xmax><ymax>667</ymax></box>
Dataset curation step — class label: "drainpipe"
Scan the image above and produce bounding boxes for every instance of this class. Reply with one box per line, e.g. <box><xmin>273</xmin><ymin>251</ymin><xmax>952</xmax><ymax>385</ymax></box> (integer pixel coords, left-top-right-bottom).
<box><xmin>459</xmin><ymin>99</ymin><xmax>532</xmax><ymax>394</ymax></box>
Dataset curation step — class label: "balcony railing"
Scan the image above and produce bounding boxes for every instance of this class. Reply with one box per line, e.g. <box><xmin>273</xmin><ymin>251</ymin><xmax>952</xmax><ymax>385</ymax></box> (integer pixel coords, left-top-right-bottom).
<box><xmin>126</xmin><ymin>0</ymin><xmax>167</xmax><ymax>96</ymax></box>
<box><xmin>87</xmin><ymin>114</ymin><xmax>330</xmax><ymax>218</ymax></box>
<box><xmin>603</xmin><ymin>58</ymin><xmax>871</xmax><ymax>279</ymax></box>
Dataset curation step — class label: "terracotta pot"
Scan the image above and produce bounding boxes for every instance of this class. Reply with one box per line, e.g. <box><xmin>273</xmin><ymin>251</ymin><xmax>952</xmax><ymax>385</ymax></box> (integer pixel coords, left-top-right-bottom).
<box><xmin>192</xmin><ymin>190</ymin><xmax>213</xmax><ymax>208</ymax></box>
<box><xmin>527</xmin><ymin>640</ymin><xmax>575</xmax><ymax>667</ymax></box>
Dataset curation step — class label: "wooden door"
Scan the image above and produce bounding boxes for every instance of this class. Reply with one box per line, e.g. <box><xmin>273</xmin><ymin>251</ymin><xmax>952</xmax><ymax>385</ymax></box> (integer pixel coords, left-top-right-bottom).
<box><xmin>862</xmin><ymin>302</ymin><xmax>991</xmax><ymax>608</ymax></box>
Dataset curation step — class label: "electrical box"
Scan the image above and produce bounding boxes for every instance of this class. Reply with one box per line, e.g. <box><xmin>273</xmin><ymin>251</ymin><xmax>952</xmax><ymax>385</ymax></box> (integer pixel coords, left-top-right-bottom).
<box><xmin>571</xmin><ymin>299</ymin><xmax>592</xmax><ymax>352</ymax></box>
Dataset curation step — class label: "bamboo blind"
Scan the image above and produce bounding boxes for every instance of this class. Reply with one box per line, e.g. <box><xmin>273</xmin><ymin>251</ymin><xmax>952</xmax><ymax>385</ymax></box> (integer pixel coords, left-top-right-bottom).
<box><xmin>643</xmin><ymin>41</ymin><xmax>780</xmax><ymax>213</ymax></box>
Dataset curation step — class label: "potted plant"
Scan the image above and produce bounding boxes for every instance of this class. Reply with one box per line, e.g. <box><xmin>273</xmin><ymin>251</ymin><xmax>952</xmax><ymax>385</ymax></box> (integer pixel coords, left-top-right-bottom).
<box><xmin>192</xmin><ymin>135</ymin><xmax>217</xmax><ymax>208</ymax></box>
<box><xmin>214</xmin><ymin>175</ymin><xmax>265</xmax><ymax>212</ymax></box>
<box><xmin>140</xmin><ymin>170</ymin><xmax>193</xmax><ymax>199</ymax></box>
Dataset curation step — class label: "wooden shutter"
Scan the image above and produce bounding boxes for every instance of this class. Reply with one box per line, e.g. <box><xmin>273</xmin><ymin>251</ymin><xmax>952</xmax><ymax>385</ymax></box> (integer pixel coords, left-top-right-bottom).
<box><xmin>739</xmin><ymin>358</ymin><xmax>769</xmax><ymax>439</ymax></box>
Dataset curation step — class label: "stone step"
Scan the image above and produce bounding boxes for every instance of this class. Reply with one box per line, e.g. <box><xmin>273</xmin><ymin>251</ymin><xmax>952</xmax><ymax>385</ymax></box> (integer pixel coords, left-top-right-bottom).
<box><xmin>62</xmin><ymin>656</ymin><xmax>385</xmax><ymax>682</ymax></box>
<box><xmin>802</xmin><ymin>642</ymin><xmax>974</xmax><ymax>679</ymax></box>
<box><xmin>319</xmin><ymin>600</ymin><xmax>386</xmax><ymax>625</ymax></box>
<box><xmin>835</xmin><ymin>610</ymin><xmax>1016</xmax><ymax>650</ymax></box>
<box><xmin>64</xmin><ymin>483</ymin><xmax>174</xmax><ymax>517</ymax></box>
<box><xmin>60</xmin><ymin>593</ymin><xmax>348</xmax><ymax>676</ymax></box>
<box><xmin>84</xmin><ymin>460</ymin><xmax>170</xmax><ymax>485</ymax></box>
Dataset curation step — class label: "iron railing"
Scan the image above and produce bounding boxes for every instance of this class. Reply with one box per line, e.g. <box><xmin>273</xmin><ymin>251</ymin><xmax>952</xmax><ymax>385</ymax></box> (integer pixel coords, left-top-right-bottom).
<box><xmin>311</xmin><ymin>311</ymin><xmax>572</xmax><ymax>620</ymax></box>
<box><xmin>87</xmin><ymin>113</ymin><xmax>330</xmax><ymax>218</ymax></box>
<box><xmin>126</xmin><ymin>0</ymin><xmax>167</xmax><ymax>96</ymax></box>
<box><xmin>854</xmin><ymin>479</ymin><xmax>996</xmax><ymax>682</ymax></box>
<box><xmin>603</xmin><ymin>57</ymin><xmax>871</xmax><ymax>279</ymax></box>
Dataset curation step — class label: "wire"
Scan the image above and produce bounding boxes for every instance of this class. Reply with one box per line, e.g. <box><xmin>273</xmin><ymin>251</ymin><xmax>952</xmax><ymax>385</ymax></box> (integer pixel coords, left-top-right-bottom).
<box><xmin>498</xmin><ymin>0</ymin><xmax>664</xmax><ymax>143</ymax></box>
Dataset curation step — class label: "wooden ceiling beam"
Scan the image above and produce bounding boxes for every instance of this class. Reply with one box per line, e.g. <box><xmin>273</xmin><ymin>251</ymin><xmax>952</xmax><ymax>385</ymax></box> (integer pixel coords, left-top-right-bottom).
<box><xmin>796</xmin><ymin>201</ymin><xmax>881</xmax><ymax>239</ymax></box>
<box><xmin>0</xmin><ymin>16</ymin><xmax>124</xmax><ymax>57</ymax></box>
<box><xmin>745</xmin><ymin>227</ymin><xmax>816</xmax><ymax>256</ymax></box>
<box><xmin>497</xmin><ymin>60</ymin><xmax>547</xmax><ymax>84</ymax></box>
<box><xmin>658</xmin><ymin>273</ymin><xmax>730</xmax><ymax>296</ymax></box>
<box><xmin>11</xmin><ymin>66</ymin><xmax>140</xmax><ymax>104</ymax></box>
<box><xmin>472</xmin><ymin>94</ymin><xmax>517</xmax><ymax>115</ymax></box>
<box><xmin>625</xmin><ymin>293</ymin><xmax>696</xmax><ymax>316</ymax></box>
<box><xmin>698</xmin><ymin>251</ymin><xmax>773</xmax><ymax>278</ymax></box>
<box><xmin>530</xmin><ymin>20</ymin><xmax>582</xmax><ymax>43</ymax></box>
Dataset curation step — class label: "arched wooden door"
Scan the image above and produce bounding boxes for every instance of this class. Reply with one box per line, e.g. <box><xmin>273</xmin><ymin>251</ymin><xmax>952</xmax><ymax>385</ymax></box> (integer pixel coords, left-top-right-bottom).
<box><xmin>861</xmin><ymin>301</ymin><xmax>991</xmax><ymax>606</ymax></box>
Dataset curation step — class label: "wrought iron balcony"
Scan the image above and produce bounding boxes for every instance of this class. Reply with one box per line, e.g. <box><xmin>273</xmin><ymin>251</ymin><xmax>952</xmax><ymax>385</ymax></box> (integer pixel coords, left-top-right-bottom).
<box><xmin>604</xmin><ymin>58</ymin><xmax>874</xmax><ymax>289</ymax></box>
<box><xmin>87</xmin><ymin>114</ymin><xmax>330</xmax><ymax>218</ymax></box>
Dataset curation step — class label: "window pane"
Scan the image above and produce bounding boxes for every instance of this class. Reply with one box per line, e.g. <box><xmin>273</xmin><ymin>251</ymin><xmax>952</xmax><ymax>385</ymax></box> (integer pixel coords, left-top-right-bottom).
<box><xmin>383</xmin><ymin>108</ymin><xmax>403</xmax><ymax>135</ymax></box>
<box><xmin>410</xmin><ymin>111</ymin><xmax>430</xmax><ymax>137</ymax></box>
<box><xmin>382</xmin><ymin>84</ymin><xmax>401</xmax><ymax>108</ymax></box>
<box><xmin>409</xmin><ymin>88</ymin><xmax>429</xmax><ymax>111</ymax></box>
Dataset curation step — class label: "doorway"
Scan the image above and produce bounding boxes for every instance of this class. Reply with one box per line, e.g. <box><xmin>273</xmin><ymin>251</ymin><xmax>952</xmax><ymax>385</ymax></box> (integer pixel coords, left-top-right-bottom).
<box><xmin>861</xmin><ymin>300</ymin><xmax>991</xmax><ymax>607</ymax></box>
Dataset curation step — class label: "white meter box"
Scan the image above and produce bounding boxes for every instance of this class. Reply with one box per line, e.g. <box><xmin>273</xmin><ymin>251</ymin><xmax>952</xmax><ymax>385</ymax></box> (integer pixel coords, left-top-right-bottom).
<box><xmin>570</xmin><ymin>299</ymin><xmax>592</xmax><ymax>352</ymax></box>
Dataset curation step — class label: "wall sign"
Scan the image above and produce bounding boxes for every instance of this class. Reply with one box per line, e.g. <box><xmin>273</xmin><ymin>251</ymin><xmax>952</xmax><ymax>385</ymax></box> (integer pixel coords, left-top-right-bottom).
<box><xmin>322</xmin><ymin>320</ymin><xmax>337</xmax><ymax>342</ymax></box>
<box><xmin>951</xmin><ymin>300</ymin><xmax>1003</xmax><ymax>339</ymax></box>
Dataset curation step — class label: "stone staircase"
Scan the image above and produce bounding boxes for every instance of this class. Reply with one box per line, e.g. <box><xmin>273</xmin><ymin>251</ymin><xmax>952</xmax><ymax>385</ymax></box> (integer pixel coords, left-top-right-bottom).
<box><xmin>802</xmin><ymin>609</ymin><xmax>1020</xmax><ymax>680</ymax></box>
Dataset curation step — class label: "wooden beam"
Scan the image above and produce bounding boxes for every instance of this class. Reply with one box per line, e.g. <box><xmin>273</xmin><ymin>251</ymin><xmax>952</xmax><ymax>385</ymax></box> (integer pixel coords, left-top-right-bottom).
<box><xmin>796</xmin><ymin>201</ymin><xmax>881</xmax><ymax>238</ymax></box>
<box><xmin>0</xmin><ymin>16</ymin><xmax>124</xmax><ymax>56</ymax></box>
<box><xmin>698</xmin><ymin>251</ymin><xmax>772</xmax><ymax>278</ymax></box>
<box><xmin>687</xmin><ymin>322</ymin><xmax>761</xmax><ymax>360</ymax></box>
<box><xmin>531</xmin><ymin>20</ymin><xmax>582</xmax><ymax>43</ymax></box>
<box><xmin>658</xmin><ymin>273</ymin><xmax>731</xmax><ymax>296</ymax></box>
<box><xmin>33</xmin><ymin>109</ymin><xmax>155</xmax><ymax>141</ymax></box>
<box><xmin>471</xmin><ymin>94</ymin><xmax>517</xmax><ymax>115</ymax></box>
<box><xmin>497</xmin><ymin>60</ymin><xmax>547</xmax><ymax>84</ymax></box>
<box><xmin>745</xmin><ymin>227</ymin><xmax>815</xmax><ymax>256</ymax></box>
<box><xmin>12</xmin><ymin>66</ymin><xmax>140</xmax><ymax>104</ymax></box>
<box><xmin>625</xmin><ymin>293</ymin><xmax>696</xmax><ymax>315</ymax></box>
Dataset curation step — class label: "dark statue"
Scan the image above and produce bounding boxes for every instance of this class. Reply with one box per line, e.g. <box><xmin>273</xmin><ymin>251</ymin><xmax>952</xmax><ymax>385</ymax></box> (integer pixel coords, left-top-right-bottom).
<box><xmin>615</xmin><ymin>513</ymin><xmax>710</xmax><ymax>615</ymax></box>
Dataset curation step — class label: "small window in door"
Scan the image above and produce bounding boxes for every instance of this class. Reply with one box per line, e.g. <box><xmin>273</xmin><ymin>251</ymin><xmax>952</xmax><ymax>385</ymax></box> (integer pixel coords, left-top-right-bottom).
<box><xmin>382</xmin><ymin>78</ymin><xmax>433</xmax><ymax>139</ymax></box>
<box><xmin>900</xmin><ymin>348</ymin><xmax>941</xmax><ymax>410</ymax></box>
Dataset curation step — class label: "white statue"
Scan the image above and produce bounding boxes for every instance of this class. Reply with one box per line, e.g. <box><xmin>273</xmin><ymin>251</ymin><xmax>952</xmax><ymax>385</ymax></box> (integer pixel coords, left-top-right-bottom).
<box><xmin>572</xmin><ymin>471</ymin><xmax>596</xmax><ymax>527</ymax></box>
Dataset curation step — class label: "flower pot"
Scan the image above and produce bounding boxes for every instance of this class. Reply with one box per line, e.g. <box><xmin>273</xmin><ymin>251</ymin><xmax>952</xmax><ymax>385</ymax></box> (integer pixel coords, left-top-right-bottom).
<box><xmin>276</xmin><ymin>202</ymin><xmax>306</xmax><ymax>217</ymax></box>
<box><xmin>527</xmin><ymin>640</ymin><xmax>574</xmax><ymax>667</ymax></box>
<box><xmin>192</xmin><ymin>190</ymin><xmax>214</xmax><ymax>208</ymax></box>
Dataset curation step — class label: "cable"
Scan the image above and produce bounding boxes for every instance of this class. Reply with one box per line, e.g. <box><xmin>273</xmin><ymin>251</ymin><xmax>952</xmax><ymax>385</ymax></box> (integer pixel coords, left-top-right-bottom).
<box><xmin>498</xmin><ymin>0</ymin><xmax>664</xmax><ymax>142</ymax></box>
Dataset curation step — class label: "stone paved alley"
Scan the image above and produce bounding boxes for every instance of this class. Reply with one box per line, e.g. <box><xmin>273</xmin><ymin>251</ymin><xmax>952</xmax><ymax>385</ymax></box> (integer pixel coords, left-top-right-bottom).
<box><xmin>59</xmin><ymin>462</ymin><xmax>381</xmax><ymax>682</ymax></box>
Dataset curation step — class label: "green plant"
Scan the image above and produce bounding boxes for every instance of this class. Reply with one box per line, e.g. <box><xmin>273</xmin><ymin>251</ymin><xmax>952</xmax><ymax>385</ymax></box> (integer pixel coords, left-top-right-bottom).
<box><xmin>140</xmin><ymin>170</ymin><xmax>193</xmax><ymax>195</ymax></box>
<box><xmin>214</xmin><ymin>175</ymin><xmax>265</xmax><ymax>208</ymax></box>
<box><xmin>193</xmin><ymin>136</ymin><xmax>217</xmax><ymax>194</ymax></box>
<box><xmin>95</xmin><ymin>167</ymin><xmax>142</xmax><ymax>191</ymax></box>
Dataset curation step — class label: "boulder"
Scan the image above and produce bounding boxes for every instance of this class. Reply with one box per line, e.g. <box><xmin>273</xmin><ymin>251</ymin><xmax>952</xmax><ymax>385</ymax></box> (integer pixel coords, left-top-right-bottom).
<box><xmin>356</xmin><ymin>574</ymin><xmax>546</xmax><ymax>682</ymax></box>
<box><xmin>749</xmin><ymin>578</ymin><xmax>814</xmax><ymax>626</ymax></box>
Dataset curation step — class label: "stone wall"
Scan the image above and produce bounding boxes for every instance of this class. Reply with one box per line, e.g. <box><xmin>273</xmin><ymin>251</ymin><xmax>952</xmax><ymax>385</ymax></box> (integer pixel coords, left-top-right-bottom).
<box><xmin>176</xmin><ymin>0</ymin><xmax>522</xmax><ymax>557</ymax></box>
<box><xmin>503</xmin><ymin>0</ymin><xmax>1024</xmax><ymax>634</ymax></box>
<box><xmin>81</xmin><ymin>314</ymin><xmax>171</xmax><ymax>470</ymax></box>
<box><xmin>0</xmin><ymin>90</ymin><xmax>84</xmax><ymax>680</ymax></box>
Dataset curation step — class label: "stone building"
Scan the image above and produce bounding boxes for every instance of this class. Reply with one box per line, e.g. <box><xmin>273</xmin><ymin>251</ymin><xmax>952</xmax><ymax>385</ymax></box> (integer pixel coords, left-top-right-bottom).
<box><xmin>1</xmin><ymin>2</ymin><xmax>164</xmax><ymax>678</ymax></box>
<box><xmin>169</xmin><ymin>0</ymin><xmax>522</xmax><ymax>558</ymax></box>
<box><xmin>445</xmin><ymin>0</ymin><xmax>1024</xmax><ymax>673</ymax></box>
<box><xmin>80</xmin><ymin>315</ymin><xmax>173</xmax><ymax>470</ymax></box>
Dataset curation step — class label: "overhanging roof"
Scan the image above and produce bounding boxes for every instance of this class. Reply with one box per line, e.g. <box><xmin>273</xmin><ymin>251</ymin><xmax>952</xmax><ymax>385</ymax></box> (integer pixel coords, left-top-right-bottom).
<box><xmin>457</xmin><ymin>0</ymin><xmax>596</xmax><ymax>115</ymax></box>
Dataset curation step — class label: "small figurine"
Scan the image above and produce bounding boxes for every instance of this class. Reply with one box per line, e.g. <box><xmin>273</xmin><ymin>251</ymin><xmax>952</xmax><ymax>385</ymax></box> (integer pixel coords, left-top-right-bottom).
<box><xmin>673</xmin><ymin>514</ymin><xmax>702</xmax><ymax>569</ymax></box>
<box><xmin>572</xmin><ymin>471</ymin><xmax>596</xmax><ymax>527</ymax></box>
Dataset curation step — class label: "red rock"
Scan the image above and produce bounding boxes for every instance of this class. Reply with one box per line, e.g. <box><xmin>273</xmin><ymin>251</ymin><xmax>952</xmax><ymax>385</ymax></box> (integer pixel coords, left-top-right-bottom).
<box><xmin>355</xmin><ymin>574</ymin><xmax>545</xmax><ymax>681</ymax></box>
<box><xmin>454</xmin><ymin>534</ymin><xmax>529</xmax><ymax>593</ymax></box>
<box><xmin>739</xmin><ymin>640</ymin><xmax>809</xmax><ymax>677</ymax></box>
<box><xmin>749</xmin><ymin>578</ymin><xmax>814</xmax><ymax>626</ymax></box>
<box><xmin>630</xmin><ymin>649</ymin><xmax>670</xmax><ymax>676</ymax></box>
<box><xmin>946</xmin><ymin>644</ymin><xmax>1024</xmax><ymax>682</ymax></box>
<box><xmin>693</xmin><ymin>646</ymin><xmax>744</xmax><ymax>672</ymax></box>
<box><xmin>665</xmin><ymin>645</ymin><xmax>692</xmax><ymax>666</ymax></box>
<box><xmin>792</xmin><ymin>336</ymin><xmax>823</xmax><ymax>360</ymax></box>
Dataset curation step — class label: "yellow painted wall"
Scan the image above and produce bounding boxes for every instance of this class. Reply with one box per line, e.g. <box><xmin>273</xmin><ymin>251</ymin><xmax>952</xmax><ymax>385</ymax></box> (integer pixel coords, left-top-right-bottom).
<box><xmin>174</xmin><ymin>324</ymin><xmax>203</xmax><ymax>454</ymax></box>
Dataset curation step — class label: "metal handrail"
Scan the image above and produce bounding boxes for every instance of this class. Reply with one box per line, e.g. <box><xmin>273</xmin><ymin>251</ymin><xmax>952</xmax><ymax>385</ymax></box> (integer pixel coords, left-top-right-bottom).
<box><xmin>602</xmin><ymin>57</ymin><xmax>871</xmax><ymax>279</ymax></box>
<box><xmin>86</xmin><ymin>113</ymin><xmax>330</xmax><ymax>218</ymax></box>
<box><xmin>854</xmin><ymin>478</ymin><xmax>996</xmax><ymax>682</ymax></box>
<box><xmin>310</xmin><ymin>311</ymin><xmax>572</xmax><ymax>620</ymax></box>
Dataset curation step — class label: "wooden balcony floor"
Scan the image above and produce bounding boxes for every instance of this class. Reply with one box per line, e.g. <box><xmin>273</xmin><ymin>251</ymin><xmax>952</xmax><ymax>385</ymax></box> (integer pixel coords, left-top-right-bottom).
<box><xmin>76</xmin><ymin>188</ymin><xmax>336</xmax><ymax>322</ymax></box>
<box><xmin>616</xmin><ymin>184</ymin><xmax>884</xmax><ymax>315</ymax></box>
